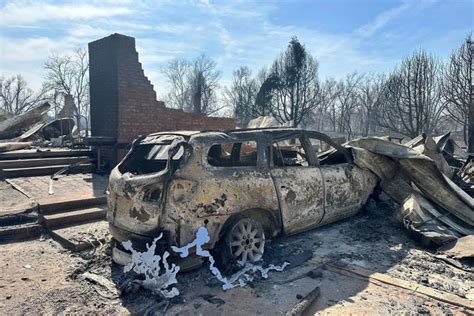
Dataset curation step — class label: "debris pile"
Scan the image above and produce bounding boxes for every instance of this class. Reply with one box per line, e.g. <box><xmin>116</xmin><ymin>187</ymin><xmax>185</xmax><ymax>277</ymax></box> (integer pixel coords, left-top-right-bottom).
<box><xmin>342</xmin><ymin>134</ymin><xmax>473</xmax><ymax>248</ymax></box>
<box><xmin>457</xmin><ymin>155</ymin><xmax>474</xmax><ymax>196</ymax></box>
<box><xmin>0</xmin><ymin>103</ymin><xmax>50</xmax><ymax>140</ymax></box>
<box><xmin>0</xmin><ymin>98</ymin><xmax>84</xmax><ymax>153</ymax></box>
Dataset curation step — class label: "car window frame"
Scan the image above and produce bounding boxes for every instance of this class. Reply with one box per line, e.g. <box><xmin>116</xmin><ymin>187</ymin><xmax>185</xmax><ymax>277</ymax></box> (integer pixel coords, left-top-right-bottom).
<box><xmin>303</xmin><ymin>131</ymin><xmax>352</xmax><ymax>166</ymax></box>
<box><xmin>204</xmin><ymin>135</ymin><xmax>265</xmax><ymax>169</ymax></box>
<box><xmin>268</xmin><ymin>133</ymin><xmax>317</xmax><ymax>168</ymax></box>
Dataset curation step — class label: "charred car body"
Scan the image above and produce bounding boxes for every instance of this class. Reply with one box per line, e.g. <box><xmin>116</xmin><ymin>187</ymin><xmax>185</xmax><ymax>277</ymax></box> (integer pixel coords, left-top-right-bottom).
<box><xmin>107</xmin><ymin>128</ymin><xmax>377</xmax><ymax>265</ymax></box>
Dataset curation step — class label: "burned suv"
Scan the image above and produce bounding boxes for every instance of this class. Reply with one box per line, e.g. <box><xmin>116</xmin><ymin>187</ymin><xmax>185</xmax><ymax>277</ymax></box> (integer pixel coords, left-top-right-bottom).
<box><xmin>107</xmin><ymin>128</ymin><xmax>377</xmax><ymax>265</ymax></box>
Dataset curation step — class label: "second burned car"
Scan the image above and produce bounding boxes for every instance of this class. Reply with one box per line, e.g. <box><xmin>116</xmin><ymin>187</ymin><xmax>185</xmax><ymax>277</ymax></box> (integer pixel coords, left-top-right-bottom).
<box><xmin>107</xmin><ymin>128</ymin><xmax>377</xmax><ymax>265</ymax></box>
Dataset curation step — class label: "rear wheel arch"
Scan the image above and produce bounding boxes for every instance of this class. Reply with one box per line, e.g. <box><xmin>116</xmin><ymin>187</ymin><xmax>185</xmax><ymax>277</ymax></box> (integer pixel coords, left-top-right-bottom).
<box><xmin>213</xmin><ymin>208</ymin><xmax>280</xmax><ymax>265</ymax></box>
<box><xmin>218</xmin><ymin>208</ymin><xmax>281</xmax><ymax>241</ymax></box>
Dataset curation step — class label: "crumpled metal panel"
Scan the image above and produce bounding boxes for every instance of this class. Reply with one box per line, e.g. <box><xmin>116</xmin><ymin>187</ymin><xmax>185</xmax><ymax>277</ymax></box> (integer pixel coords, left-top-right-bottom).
<box><xmin>347</xmin><ymin>137</ymin><xmax>474</xmax><ymax>231</ymax></box>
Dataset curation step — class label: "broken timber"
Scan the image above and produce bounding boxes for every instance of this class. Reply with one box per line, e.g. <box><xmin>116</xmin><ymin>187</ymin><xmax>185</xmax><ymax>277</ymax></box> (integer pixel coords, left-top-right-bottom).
<box><xmin>286</xmin><ymin>286</ymin><xmax>320</xmax><ymax>316</ymax></box>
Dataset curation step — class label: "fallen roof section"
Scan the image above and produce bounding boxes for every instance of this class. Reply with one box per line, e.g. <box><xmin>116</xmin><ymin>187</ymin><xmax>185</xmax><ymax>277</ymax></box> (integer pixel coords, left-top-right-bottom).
<box><xmin>345</xmin><ymin>136</ymin><xmax>473</xmax><ymax>248</ymax></box>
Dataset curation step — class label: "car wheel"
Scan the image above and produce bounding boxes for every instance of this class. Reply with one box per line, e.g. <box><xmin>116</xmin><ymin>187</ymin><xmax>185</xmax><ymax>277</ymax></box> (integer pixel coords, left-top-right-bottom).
<box><xmin>225</xmin><ymin>218</ymin><xmax>265</xmax><ymax>265</ymax></box>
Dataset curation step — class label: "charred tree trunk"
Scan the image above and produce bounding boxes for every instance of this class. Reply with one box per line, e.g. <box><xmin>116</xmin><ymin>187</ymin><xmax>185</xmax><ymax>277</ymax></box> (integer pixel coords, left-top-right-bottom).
<box><xmin>193</xmin><ymin>73</ymin><xmax>203</xmax><ymax>114</ymax></box>
<box><xmin>469</xmin><ymin>84</ymin><xmax>474</xmax><ymax>152</ymax></box>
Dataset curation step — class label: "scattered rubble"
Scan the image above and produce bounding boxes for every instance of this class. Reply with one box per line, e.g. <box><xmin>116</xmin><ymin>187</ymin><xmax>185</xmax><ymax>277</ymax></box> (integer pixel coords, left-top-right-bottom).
<box><xmin>345</xmin><ymin>136</ymin><xmax>473</xmax><ymax>248</ymax></box>
<box><xmin>457</xmin><ymin>155</ymin><xmax>474</xmax><ymax>196</ymax></box>
<box><xmin>0</xmin><ymin>97</ymin><xmax>87</xmax><ymax>156</ymax></box>
<box><xmin>1</xmin><ymin>192</ymin><xmax>473</xmax><ymax>314</ymax></box>
<box><xmin>0</xmin><ymin>103</ymin><xmax>50</xmax><ymax>139</ymax></box>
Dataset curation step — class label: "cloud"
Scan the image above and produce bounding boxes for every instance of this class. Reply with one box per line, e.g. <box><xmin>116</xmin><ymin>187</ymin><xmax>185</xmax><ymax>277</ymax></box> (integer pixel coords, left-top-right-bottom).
<box><xmin>0</xmin><ymin>36</ymin><xmax>71</xmax><ymax>63</ymax></box>
<box><xmin>0</xmin><ymin>0</ymin><xmax>466</xmax><ymax>100</ymax></box>
<box><xmin>67</xmin><ymin>25</ymin><xmax>111</xmax><ymax>39</ymax></box>
<box><xmin>0</xmin><ymin>34</ymin><xmax>88</xmax><ymax>90</ymax></box>
<box><xmin>0</xmin><ymin>1</ymin><xmax>132</xmax><ymax>25</ymax></box>
<box><xmin>355</xmin><ymin>1</ymin><xmax>413</xmax><ymax>37</ymax></box>
<box><xmin>0</xmin><ymin>0</ymin><xmax>392</xmax><ymax>92</ymax></box>
<box><xmin>154</xmin><ymin>23</ymin><xmax>195</xmax><ymax>34</ymax></box>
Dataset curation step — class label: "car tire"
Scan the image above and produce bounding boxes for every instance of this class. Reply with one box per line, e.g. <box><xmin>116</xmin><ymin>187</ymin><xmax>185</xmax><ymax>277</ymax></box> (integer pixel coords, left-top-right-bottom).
<box><xmin>225</xmin><ymin>217</ymin><xmax>266</xmax><ymax>265</ymax></box>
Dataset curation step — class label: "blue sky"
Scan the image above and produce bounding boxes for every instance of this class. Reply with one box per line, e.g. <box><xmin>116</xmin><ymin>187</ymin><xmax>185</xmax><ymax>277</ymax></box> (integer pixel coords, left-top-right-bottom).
<box><xmin>0</xmin><ymin>0</ymin><xmax>472</xmax><ymax>98</ymax></box>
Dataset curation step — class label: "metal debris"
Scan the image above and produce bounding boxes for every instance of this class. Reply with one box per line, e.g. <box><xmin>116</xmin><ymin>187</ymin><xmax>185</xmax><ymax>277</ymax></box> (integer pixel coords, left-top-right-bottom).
<box><xmin>82</xmin><ymin>272</ymin><xmax>119</xmax><ymax>298</ymax></box>
<box><xmin>0</xmin><ymin>141</ymin><xmax>33</xmax><ymax>152</ymax></box>
<box><xmin>122</xmin><ymin>233</ymin><xmax>180</xmax><ymax>298</ymax></box>
<box><xmin>346</xmin><ymin>137</ymin><xmax>474</xmax><ymax>246</ymax></box>
<box><xmin>173</xmin><ymin>226</ymin><xmax>289</xmax><ymax>290</ymax></box>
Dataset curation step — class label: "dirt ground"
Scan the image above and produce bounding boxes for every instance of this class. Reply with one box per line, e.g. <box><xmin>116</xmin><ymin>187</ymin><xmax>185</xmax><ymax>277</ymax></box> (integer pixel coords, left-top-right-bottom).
<box><xmin>1</xmin><ymin>200</ymin><xmax>472</xmax><ymax>315</ymax></box>
<box><xmin>6</xmin><ymin>174</ymin><xmax>108</xmax><ymax>200</ymax></box>
<box><xmin>0</xmin><ymin>181</ymin><xmax>30</xmax><ymax>213</ymax></box>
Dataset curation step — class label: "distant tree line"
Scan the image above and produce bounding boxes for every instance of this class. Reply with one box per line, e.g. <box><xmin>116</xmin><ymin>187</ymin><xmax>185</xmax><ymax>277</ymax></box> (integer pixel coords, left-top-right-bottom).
<box><xmin>0</xmin><ymin>48</ymin><xmax>89</xmax><ymax>120</ymax></box>
<box><xmin>215</xmin><ymin>34</ymin><xmax>473</xmax><ymax>150</ymax></box>
<box><xmin>1</xmin><ymin>34</ymin><xmax>472</xmax><ymax>151</ymax></box>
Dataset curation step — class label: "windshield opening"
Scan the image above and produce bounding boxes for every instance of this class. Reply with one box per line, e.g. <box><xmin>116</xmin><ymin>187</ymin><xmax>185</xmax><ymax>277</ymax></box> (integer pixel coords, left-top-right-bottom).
<box><xmin>118</xmin><ymin>143</ymin><xmax>184</xmax><ymax>175</ymax></box>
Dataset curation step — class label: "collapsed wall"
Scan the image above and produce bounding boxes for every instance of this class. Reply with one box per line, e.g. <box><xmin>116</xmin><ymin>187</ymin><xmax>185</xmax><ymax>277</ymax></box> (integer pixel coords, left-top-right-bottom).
<box><xmin>88</xmin><ymin>33</ymin><xmax>235</xmax><ymax>165</ymax></box>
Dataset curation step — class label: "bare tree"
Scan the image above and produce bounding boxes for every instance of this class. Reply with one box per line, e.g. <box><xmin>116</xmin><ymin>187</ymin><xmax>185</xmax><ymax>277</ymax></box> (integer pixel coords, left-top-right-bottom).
<box><xmin>0</xmin><ymin>75</ymin><xmax>49</xmax><ymax>114</ymax></box>
<box><xmin>187</xmin><ymin>54</ymin><xmax>222</xmax><ymax>115</ymax></box>
<box><xmin>162</xmin><ymin>54</ymin><xmax>222</xmax><ymax>116</ymax></box>
<box><xmin>223</xmin><ymin>66</ymin><xmax>258</xmax><ymax>126</ymax></box>
<box><xmin>335</xmin><ymin>72</ymin><xmax>363</xmax><ymax>138</ymax></box>
<box><xmin>443</xmin><ymin>34</ymin><xmax>473</xmax><ymax>151</ymax></box>
<box><xmin>375</xmin><ymin>51</ymin><xmax>444</xmax><ymax>137</ymax></box>
<box><xmin>44</xmin><ymin>47</ymin><xmax>89</xmax><ymax>118</ymax></box>
<box><xmin>270</xmin><ymin>37</ymin><xmax>321</xmax><ymax>127</ymax></box>
<box><xmin>315</xmin><ymin>78</ymin><xmax>339</xmax><ymax>132</ymax></box>
<box><xmin>162</xmin><ymin>59</ymin><xmax>191</xmax><ymax>110</ymax></box>
<box><xmin>358</xmin><ymin>74</ymin><xmax>385</xmax><ymax>136</ymax></box>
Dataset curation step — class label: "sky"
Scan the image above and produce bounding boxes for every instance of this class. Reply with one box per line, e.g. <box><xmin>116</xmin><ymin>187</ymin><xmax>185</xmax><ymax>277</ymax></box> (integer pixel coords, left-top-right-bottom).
<box><xmin>0</xmin><ymin>0</ymin><xmax>472</xmax><ymax>99</ymax></box>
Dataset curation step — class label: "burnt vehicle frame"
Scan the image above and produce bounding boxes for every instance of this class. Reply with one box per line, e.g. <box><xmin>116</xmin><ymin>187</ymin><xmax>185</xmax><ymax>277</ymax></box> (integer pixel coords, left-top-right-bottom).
<box><xmin>107</xmin><ymin>128</ymin><xmax>377</xmax><ymax>265</ymax></box>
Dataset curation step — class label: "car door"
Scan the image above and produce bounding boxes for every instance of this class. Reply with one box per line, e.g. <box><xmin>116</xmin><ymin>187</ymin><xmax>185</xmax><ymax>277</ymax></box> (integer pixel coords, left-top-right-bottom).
<box><xmin>269</xmin><ymin>134</ymin><xmax>325</xmax><ymax>235</ymax></box>
<box><xmin>307</xmin><ymin>134</ymin><xmax>370</xmax><ymax>226</ymax></box>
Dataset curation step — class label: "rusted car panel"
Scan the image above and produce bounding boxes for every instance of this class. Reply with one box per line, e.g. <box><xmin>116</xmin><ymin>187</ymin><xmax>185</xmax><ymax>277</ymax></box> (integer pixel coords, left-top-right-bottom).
<box><xmin>319</xmin><ymin>164</ymin><xmax>377</xmax><ymax>226</ymax></box>
<box><xmin>166</xmin><ymin>169</ymin><xmax>280</xmax><ymax>247</ymax></box>
<box><xmin>271</xmin><ymin>167</ymin><xmax>324</xmax><ymax>234</ymax></box>
<box><xmin>164</xmin><ymin>141</ymin><xmax>280</xmax><ymax>247</ymax></box>
<box><xmin>107</xmin><ymin>128</ymin><xmax>377</xmax><ymax>260</ymax></box>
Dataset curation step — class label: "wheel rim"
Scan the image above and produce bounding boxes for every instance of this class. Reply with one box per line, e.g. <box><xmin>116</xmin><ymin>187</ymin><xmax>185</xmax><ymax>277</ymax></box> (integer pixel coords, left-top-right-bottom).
<box><xmin>228</xmin><ymin>218</ymin><xmax>265</xmax><ymax>265</ymax></box>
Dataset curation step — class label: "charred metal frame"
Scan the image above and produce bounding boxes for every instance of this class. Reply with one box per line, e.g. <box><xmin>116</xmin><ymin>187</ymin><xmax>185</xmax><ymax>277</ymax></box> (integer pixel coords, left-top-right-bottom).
<box><xmin>107</xmin><ymin>128</ymin><xmax>376</xmax><ymax>252</ymax></box>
